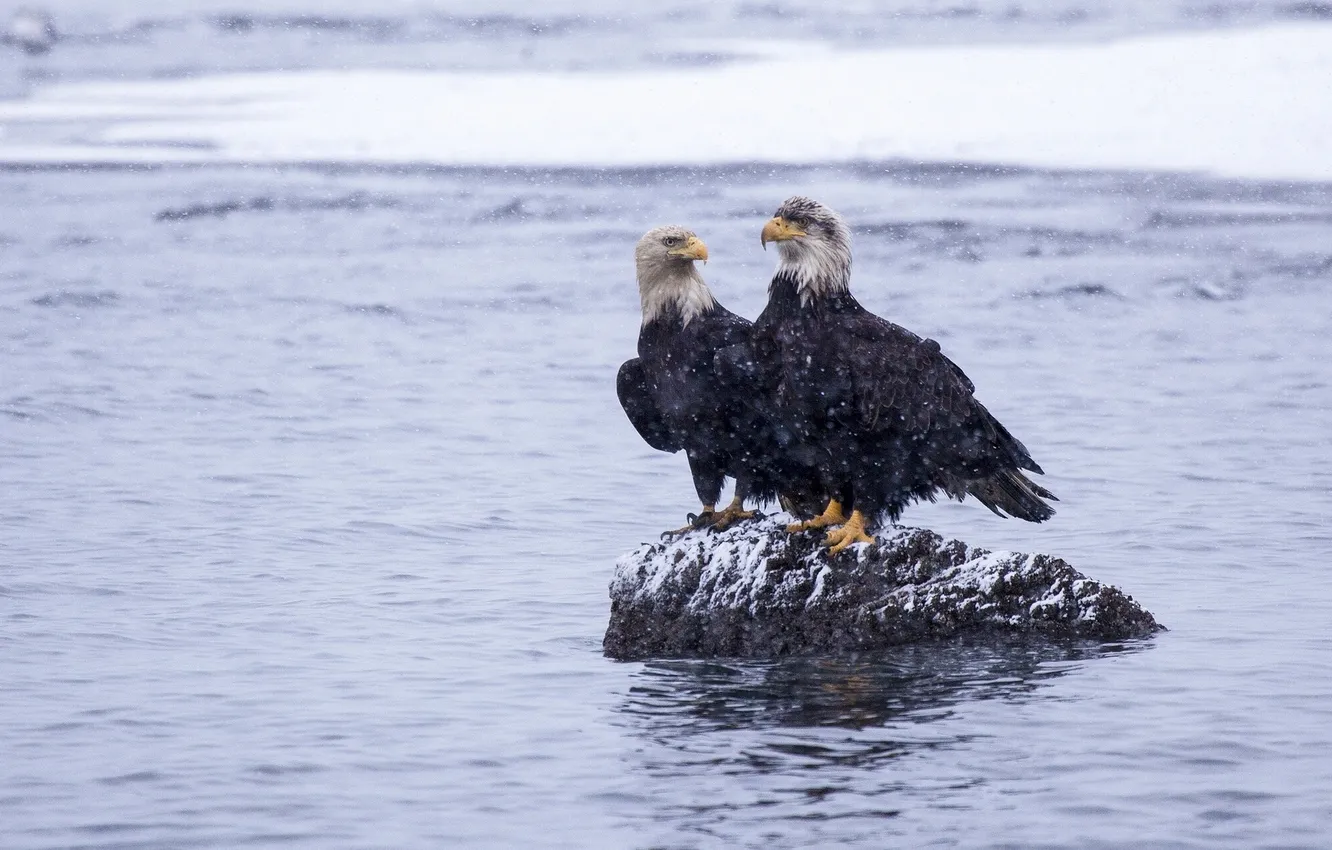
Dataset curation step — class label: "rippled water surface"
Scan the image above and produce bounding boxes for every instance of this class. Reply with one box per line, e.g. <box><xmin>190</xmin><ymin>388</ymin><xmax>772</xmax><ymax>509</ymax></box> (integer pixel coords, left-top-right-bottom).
<box><xmin>4</xmin><ymin>161</ymin><xmax>1331</xmax><ymax>848</ymax></box>
<box><xmin>4</xmin><ymin>2</ymin><xmax>1332</xmax><ymax>847</ymax></box>
<box><xmin>3</xmin><ymin>0</ymin><xmax>1332</xmax><ymax>92</ymax></box>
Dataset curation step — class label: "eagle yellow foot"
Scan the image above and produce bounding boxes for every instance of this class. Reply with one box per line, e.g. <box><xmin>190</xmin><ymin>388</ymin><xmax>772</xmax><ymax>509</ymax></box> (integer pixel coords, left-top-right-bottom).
<box><xmin>662</xmin><ymin>503</ymin><xmax>726</xmax><ymax>538</ymax></box>
<box><xmin>825</xmin><ymin>510</ymin><xmax>876</xmax><ymax>554</ymax></box>
<box><xmin>662</xmin><ymin>498</ymin><xmax>758</xmax><ymax>538</ymax></box>
<box><xmin>787</xmin><ymin>499</ymin><xmax>847</xmax><ymax>534</ymax></box>
<box><xmin>708</xmin><ymin>497</ymin><xmax>757</xmax><ymax>531</ymax></box>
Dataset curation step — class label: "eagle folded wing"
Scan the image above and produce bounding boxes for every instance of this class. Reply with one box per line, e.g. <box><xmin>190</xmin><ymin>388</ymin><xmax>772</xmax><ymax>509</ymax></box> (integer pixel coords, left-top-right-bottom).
<box><xmin>616</xmin><ymin>358</ymin><xmax>680</xmax><ymax>453</ymax></box>
<box><xmin>849</xmin><ymin>319</ymin><xmax>976</xmax><ymax>437</ymax></box>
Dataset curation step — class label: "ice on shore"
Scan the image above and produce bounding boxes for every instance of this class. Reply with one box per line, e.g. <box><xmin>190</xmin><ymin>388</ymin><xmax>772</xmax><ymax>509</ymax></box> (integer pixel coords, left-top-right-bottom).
<box><xmin>0</xmin><ymin>23</ymin><xmax>1329</xmax><ymax>180</ymax></box>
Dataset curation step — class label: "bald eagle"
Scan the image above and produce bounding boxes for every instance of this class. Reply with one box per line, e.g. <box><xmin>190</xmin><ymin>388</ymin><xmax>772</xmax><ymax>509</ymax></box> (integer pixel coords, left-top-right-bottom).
<box><xmin>755</xmin><ymin>196</ymin><xmax>1057</xmax><ymax>553</ymax></box>
<box><xmin>618</xmin><ymin>226</ymin><xmax>824</xmax><ymax>532</ymax></box>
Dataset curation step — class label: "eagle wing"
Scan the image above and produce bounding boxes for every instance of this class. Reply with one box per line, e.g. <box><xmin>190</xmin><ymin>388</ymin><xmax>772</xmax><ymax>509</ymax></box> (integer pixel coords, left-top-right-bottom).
<box><xmin>616</xmin><ymin>357</ymin><xmax>680</xmax><ymax>453</ymax></box>
<box><xmin>847</xmin><ymin>314</ymin><xmax>1044</xmax><ymax>474</ymax></box>
<box><xmin>848</xmin><ymin>316</ymin><xmax>973</xmax><ymax>433</ymax></box>
<box><xmin>702</xmin><ymin>304</ymin><xmax>756</xmax><ymax>353</ymax></box>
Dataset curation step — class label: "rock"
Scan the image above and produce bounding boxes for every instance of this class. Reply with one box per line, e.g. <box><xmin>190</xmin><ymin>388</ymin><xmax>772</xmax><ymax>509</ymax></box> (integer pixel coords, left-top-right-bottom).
<box><xmin>604</xmin><ymin>515</ymin><xmax>1162</xmax><ymax>659</ymax></box>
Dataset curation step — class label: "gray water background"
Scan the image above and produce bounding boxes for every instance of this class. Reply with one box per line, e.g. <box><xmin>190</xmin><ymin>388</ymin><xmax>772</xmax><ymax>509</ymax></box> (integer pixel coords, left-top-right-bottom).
<box><xmin>3</xmin><ymin>2</ymin><xmax>1332</xmax><ymax>848</ymax></box>
<box><xmin>4</xmin><ymin>0</ymin><xmax>1332</xmax><ymax>91</ymax></box>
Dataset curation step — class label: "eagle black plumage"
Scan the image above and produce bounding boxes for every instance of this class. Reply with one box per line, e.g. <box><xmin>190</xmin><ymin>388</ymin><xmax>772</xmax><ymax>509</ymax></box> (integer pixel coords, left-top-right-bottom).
<box><xmin>617</xmin><ymin>225</ymin><xmax>822</xmax><ymax>530</ymax></box>
<box><xmin>754</xmin><ymin>196</ymin><xmax>1057</xmax><ymax>551</ymax></box>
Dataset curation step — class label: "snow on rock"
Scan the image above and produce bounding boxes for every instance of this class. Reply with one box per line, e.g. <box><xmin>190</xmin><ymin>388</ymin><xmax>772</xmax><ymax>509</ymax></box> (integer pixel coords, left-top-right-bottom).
<box><xmin>604</xmin><ymin>515</ymin><xmax>1161</xmax><ymax>659</ymax></box>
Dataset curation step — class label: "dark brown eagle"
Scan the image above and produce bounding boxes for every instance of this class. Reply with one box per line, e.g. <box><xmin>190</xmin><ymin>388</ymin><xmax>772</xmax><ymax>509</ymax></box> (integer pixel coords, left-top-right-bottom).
<box><xmin>617</xmin><ymin>225</ymin><xmax>823</xmax><ymax>532</ymax></box>
<box><xmin>753</xmin><ymin>196</ymin><xmax>1057</xmax><ymax>552</ymax></box>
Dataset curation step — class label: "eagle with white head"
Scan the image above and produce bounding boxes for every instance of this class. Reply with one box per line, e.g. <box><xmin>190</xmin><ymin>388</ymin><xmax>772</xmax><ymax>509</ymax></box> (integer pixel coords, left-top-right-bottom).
<box><xmin>755</xmin><ymin>196</ymin><xmax>1058</xmax><ymax>552</ymax></box>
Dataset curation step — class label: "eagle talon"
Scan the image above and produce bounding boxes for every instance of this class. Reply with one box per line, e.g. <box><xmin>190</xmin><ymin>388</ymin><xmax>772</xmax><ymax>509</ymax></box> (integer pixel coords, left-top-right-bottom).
<box><xmin>787</xmin><ymin>499</ymin><xmax>848</xmax><ymax>534</ymax></box>
<box><xmin>708</xmin><ymin>498</ymin><xmax>757</xmax><ymax>531</ymax></box>
<box><xmin>825</xmin><ymin>510</ymin><xmax>875</xmax><ymax>554</ymax></box>
<box><xmin>662</xmin><ymin>506</ymin><xmax>720</xmax><ymax>538</ymax></box>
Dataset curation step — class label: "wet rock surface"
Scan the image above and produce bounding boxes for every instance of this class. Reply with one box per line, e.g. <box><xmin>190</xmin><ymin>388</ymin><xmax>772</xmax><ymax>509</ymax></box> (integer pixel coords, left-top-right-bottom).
<box><xmin>605</xmin><ymin>516</ymin><xmax>1163</xmax><ymax>659</ymax></box>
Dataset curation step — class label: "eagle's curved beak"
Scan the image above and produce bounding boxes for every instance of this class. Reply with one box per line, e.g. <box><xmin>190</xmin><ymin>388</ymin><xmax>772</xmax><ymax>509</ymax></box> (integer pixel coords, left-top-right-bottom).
<box><xmin>668</xmin><ymin>235</ymin><xmax>709</xmax><ymax>263</ymax></box>
<box><xmin>761</xmin><ymin>216</ymin><xmax>806</xmax><ymax>249</ymax></box>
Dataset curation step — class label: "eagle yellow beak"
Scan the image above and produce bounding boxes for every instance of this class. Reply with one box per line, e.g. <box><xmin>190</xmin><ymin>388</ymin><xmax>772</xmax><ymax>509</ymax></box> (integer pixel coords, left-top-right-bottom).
<box><xmin>761</xmin><ymin>216</ymin><xmax>806</xmax><ymax>248</ymax></box>
<box><xmin>668</xmin><ymin>235</ymin><xmax>709</xmax><ymax>262</ymax></box>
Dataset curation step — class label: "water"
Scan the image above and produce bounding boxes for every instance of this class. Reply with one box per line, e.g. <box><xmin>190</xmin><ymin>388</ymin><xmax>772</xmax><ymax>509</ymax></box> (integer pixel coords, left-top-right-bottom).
<box><xmin>4</xmin><ymin>4</ymin><xmax>1332</xmax><ymax>849</ymax></box>
<box><xmin>3</xmin><ymin>0</ymin><xmax>1332</xmax><ymax>91</ymax></box>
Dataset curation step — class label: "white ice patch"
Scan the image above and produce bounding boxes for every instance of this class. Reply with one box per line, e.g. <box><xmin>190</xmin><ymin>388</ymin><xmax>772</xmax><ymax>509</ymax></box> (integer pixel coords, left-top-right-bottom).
<box><xmin>1</xmin><ymin>24</ymin><xmax>1331</xmax><ymax>180</ymax></box>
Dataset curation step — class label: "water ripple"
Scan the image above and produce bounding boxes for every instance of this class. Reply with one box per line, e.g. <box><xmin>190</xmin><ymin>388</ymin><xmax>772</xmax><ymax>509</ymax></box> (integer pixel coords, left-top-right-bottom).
<box><xmin>2</xmin><ymin>156</ymin><xmax>1330</xmax><ymax>849</ymax></box>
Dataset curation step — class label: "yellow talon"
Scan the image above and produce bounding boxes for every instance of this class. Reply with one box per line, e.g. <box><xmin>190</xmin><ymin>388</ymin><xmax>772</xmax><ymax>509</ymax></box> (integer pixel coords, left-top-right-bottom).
<box><xmin>787</xmin><ymin>499</ymin><xmax>847</xmax><ymax>533</ymax></box>
<box><xmin>664</xmin><ymin>503</ymin><xmax>716</xmax><ymax>537</ymax></box>
<box><xmin>825</xmin><ymin>510</ymin><xmax>875</xmax><ymax>554</ymax></box>
<box><xmin>710</xmin><ymin>495</ymin><xmax>756</xmax><ymax>531</ymax></box>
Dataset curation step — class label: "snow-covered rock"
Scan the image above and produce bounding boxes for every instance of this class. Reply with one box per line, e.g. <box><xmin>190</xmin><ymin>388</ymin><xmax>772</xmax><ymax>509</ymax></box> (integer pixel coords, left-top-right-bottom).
<box><xmin>604</xmin><ymin>516</ymin><xmax>1162</xmax><ymax>659</ymax></box>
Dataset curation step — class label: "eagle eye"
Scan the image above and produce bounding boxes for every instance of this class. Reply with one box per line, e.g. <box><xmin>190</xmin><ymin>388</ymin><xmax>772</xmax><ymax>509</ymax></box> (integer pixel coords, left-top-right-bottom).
<box><xmin>663</xmin><ymin>236</ymin><xmax>680</xmax><ymax>247</ymax></box>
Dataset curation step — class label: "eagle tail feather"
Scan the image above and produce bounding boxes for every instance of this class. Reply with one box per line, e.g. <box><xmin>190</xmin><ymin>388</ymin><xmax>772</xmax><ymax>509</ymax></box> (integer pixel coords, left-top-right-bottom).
<box><xmin>980</xmin><ymin>407</ymin><xmax>1046</xmax><ymax>476</ymax></box>
<box><xmin>963</xmin><ymin>469</ymin><xmax>1057</xmax><ymax>523</ymax></box>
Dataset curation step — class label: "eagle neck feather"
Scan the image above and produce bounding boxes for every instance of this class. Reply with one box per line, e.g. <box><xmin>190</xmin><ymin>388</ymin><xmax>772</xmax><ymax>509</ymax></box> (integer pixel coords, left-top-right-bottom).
<box><xmin>776</xmin><ymin>238</ymin><xmax>852</xmax><ymax>306</ymax></box>
<box><xmin>768</xmin><ymin>271</ymin><xmax>864</xmax><ymax>326</ymax></box>
<box><xmin>638</xmin><ymin>263</ymin><xmax>715</xmax><ymax>328</ymax></box>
